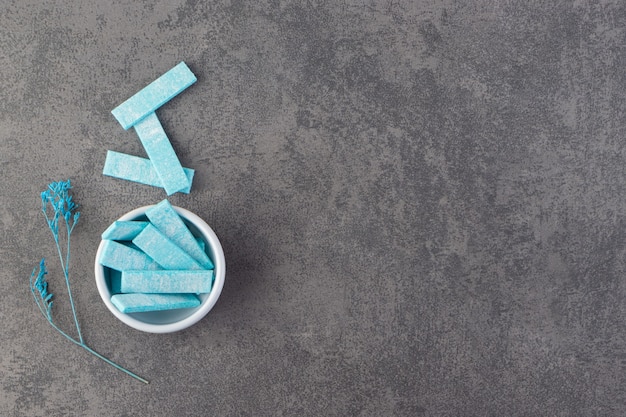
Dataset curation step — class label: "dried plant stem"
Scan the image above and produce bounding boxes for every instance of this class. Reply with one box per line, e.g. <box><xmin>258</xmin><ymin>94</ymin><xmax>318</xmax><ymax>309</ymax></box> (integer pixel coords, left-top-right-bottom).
<box><xmin>31</xmin><ymin>180</ymin><xmax>148</xmax><ymax>384</ymax></box>
<box><xmin>55</xmin><ymin>219</ymin><xmax>83</xmax><ymax>344</ymax></box>
<box><xmin>29</xmin><ymin>282</ymin><xmax>148</xmax><ymax>384</ymax></box>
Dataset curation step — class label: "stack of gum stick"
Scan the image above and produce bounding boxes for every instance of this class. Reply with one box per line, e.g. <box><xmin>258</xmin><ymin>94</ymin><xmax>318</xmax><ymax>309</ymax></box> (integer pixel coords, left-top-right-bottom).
<box><xmin>99</xmin><ymin>199</ymin><xmax>214</xmax><ymax>313</ymax></box>
<box><xmin>103</xmin><ymin>61</ymin><xmax>197</xmax><ymax>195</ymax></box>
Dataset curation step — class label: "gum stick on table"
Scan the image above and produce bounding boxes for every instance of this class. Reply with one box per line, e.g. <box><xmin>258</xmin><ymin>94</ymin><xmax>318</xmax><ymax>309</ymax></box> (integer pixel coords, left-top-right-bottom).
<box><xmin>101</xmin><ymin>220</ymin><xmax>149</xmax><ymax>241</ymax></box>
<box><xmin>103</xmin><ymin>150</ymin><xmax>194</xmax><ymax>194</ymax></box>
<box><xmin>133</xmin><ymin>113</ymin><xmax>190</xmax><ymax>195</ymax></box>
<box><xmin>132</xmin><ymin>224</ymin><xmax>203</xmax><ymax>270</ymax></box>
<box><xmin>111</xmin><ymin>61</ymin><xmax>197</xmax><ymax>130</ymax></box>
<box><xmin>110</xmin><ymin>293</ymin><xmax>200</xmax><ymax>313</ymax></box>
<box><xmin>146</xmin><ymin>199</ymin><xmax>214</xmax><ymax>269</ymax></box>
<box><xmin>98</xmin><ymin>240</ymin><xmax>162</xmax><ymax>271</ymax></box>
<box><xmin>121</xmin><ymin>270</ymin><xmax>214</xmax><ymax>293</ymax></box>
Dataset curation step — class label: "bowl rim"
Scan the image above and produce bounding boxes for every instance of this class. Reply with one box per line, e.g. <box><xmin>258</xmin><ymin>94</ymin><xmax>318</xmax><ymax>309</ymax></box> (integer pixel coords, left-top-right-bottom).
<box><xmin>94</xmin><ymin>204</ymin><xmax>225</xmax><ymax>333</ymax></box>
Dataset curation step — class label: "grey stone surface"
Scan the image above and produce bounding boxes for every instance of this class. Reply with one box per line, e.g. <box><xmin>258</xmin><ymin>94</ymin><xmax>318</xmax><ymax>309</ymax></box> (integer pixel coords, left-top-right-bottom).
<box><xmin>1</xmin><ymin>1</ymin><xmax>625</xmax><ymax>415</ymax></box>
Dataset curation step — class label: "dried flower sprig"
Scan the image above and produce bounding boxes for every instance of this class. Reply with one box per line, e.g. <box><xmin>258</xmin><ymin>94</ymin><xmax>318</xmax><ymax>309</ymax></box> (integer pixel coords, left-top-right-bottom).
<box><xmin>30</xmin><ymin>179</ymin><xmax>148</xmax><ymax>384</ymax></box>
<box><xmin>31</xmin><ymin>259</ymin><xmax>53</xmax><ymax>320</ymax></box>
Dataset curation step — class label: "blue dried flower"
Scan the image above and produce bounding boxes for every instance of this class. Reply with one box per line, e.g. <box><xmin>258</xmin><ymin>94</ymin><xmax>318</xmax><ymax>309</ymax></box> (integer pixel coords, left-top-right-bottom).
<box><xmin>30</xmin><ymin>179</ymin><xmax>147</xmax><ymax>383</ymax></box>
<box><xmin>30</xmin><ymin>259</ymin><xmax>53</xmax><ymax>321</ymax></box>
<box><xmin>41</xmin><ymin>179</ymin><xmax>80</xmax><ymax>238</ymax></box>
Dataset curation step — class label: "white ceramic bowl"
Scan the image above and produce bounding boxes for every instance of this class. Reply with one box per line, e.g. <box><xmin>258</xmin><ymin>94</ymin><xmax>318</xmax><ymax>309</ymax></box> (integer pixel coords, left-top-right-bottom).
<box><xmin>94</xmin><ymin>205</ymin><xmax>225</xmax><ymax>333</ymax></box>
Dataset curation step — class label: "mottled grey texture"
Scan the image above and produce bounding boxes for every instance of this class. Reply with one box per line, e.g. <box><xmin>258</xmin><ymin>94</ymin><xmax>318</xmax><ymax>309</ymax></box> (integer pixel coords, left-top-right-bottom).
<box><xmin>1</xmin><ymin>1</ymin><xmax>626</xmax><ymax>416</ymax></box>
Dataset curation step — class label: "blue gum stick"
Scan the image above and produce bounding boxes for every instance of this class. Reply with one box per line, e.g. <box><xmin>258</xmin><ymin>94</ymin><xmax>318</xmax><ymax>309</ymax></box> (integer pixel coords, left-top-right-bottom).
<box><xmin>146</xmin><ymin>199</ymin><xmax>214</xmax><ymax>269</ymax></box>
<box><xmin>133</xmin><ymin>113</ymin><xmax>190</xmax><ymax>195</ymax></box>
<box><xmin>110</xmin><ymin>269</ymin><xmax>122</xmax><ymax>294</ymax></box>
<box><xmin>101</xmin><ymin>220</ymin><xmax>149</xmax><ymax>241</ymax></box>
<box><xmin>111</xmin><ymin>293</ymin><xmax>200</xmax><ymax>313</ymax></box>
<box><xmin>111</xmin><ymin>61</ymin><xmax>197</xmax><ymax>130</ymax></box>
<box><xmin>121</xmin><ymin>270</ymin><xmax>214</xmax><ymax>294</ymax></box>
<box><xmin>132</xmin><ymin>224</ymin><xmax>203</xmax><ymax>270</ymax></box>
<box><xmin>103</xmin><ymin>150</ymin><xmax>194</xmax><ymax>194</ymax></box>
<box><xmin>98</xmin><ymin>240</ymin><xmax>162</xmax><ymax>271</ymax></box>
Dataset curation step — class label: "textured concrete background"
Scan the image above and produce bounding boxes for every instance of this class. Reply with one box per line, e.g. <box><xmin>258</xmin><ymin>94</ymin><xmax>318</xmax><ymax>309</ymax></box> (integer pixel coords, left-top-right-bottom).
<box><xmin>1</xmin><ymin>0</ymin><xmax>625</xmax><ymax>416</ymax></box>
